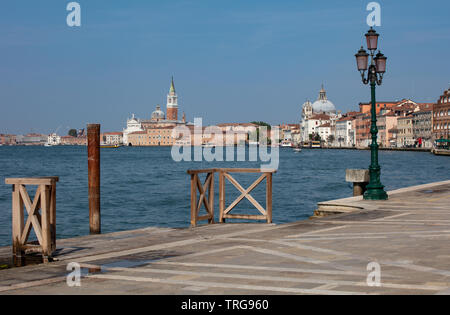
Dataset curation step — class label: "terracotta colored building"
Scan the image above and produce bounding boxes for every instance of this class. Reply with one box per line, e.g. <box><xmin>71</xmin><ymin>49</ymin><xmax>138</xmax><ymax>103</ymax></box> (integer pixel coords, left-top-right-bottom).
<box><xmin>377</xmin><ymin>112</ymin><xmax>398</xmax><ymax>148</ymax></box>
<box><xmin>355</xmin><ymin>113</ymin><xmax>371</xmax><ymax>147</ymax></box>
<box><xmin>60</xmin><ymin>136</ymin><xmax>87</xmax><ymax>146</ymax></box>
<box><xmin>433</xmin><ymin>87</ymin><xmax>450</xmax><ymax>140</ymax></box>
<box><xmin>0</xmin><ymin>134</ymin><xmax>17</xmax><ymax>145</ymax></box>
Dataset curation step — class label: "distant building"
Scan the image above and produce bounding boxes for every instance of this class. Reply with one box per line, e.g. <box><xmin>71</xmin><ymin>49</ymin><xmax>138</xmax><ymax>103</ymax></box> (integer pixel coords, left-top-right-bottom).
<box><xmin>17</xmin><ymin>133</ymin><xmax>47</xmax><ymax>145</ymax></box>
<box><xmin>301</xmin><ymin>85</ymin><xmax>339</xmax><ymax>143</ymax></box>
<box><xmin>47</xmin><ymin>133</ymin><xmax>61</xmax><ymax>145</ymax></box>
<box><xmin>377</xmin><ymin>112</ymin><xmax>398</xmax><ymax>148</ymax></box>
<box><xmin>412</xmin><ymin>104</ymin><xmax>433</xmax><ymax>148</ymax></box>
<box><xmin>60</xmin><ymin>136</ymin><xmax>87</xmax><ymax>146</ymax></box>
<box><xmin>123</xmin><ymin>77</ymin><xmax>191</xmax><ymax>146</ymax></box>
<box><xmin>317</xmin><ymin>123</ymin><xmax>332</xmax><ymax>144</ymax></box>
<box><xmin>397</xmin><ymin>115</ymin><xmax>414</xmax><ymax>147</ymax></box>
<box><xmin>102</xmin><ymin>132</ymin><xmax>123</xmax><ymax>145</ymax></box>
<box><xmin>433</xmin><ymin>87</ymin><xmax>450</xmax><ymax>140</ymax></box>
<box><xmin>0</xmin><ymin>134</ymin><xmax>17</xmax><ymax>145</ymax></box>
<box><xmin>355</xmin><ymin>113</ymin><xmax>371</xmax><ymax>147</ymax></box>
<box><xmin>336</xmin><ymin>116</ymin><xmax>355</xmax><ymax>147</ymax></box>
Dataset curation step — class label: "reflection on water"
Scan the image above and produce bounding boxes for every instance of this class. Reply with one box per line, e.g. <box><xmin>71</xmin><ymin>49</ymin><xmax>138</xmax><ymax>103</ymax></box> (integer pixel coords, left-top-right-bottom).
<box><xmin>0</xmin><ymin>146</ymin><xmax>449</xmax><ymax>246</ymax></box>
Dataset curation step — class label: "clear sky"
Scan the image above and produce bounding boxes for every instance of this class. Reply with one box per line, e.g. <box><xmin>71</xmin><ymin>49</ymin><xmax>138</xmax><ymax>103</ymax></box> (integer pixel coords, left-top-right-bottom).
<box><xmin>0</xmin><ymin>0</ymin><xmax>449</xmax><ymax>134</ymax></box>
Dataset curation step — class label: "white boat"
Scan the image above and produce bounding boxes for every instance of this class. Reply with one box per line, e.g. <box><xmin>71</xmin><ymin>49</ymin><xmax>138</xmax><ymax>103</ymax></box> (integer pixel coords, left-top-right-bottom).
<box><xmin>44</xmin><ymin>143</ymin><xmax>53</xmax><ymax>147</ymax></box>
<box><xmin>281</xmin><ymin>141</ymin><xmax>292</xmax><ymax>147</ymax></box>
<box><xmin>293</xmin><ymin>147</ymin><xmax>302</xmax><ymax>153</ymax></box>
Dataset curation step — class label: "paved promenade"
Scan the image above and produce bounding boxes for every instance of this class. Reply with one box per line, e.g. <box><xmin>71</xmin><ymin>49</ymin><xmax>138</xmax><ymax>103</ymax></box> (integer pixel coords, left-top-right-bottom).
<box><xmin>0</xmin><ymin>180</ymin><xmax>449</xmax><ymax>295</ymax></box>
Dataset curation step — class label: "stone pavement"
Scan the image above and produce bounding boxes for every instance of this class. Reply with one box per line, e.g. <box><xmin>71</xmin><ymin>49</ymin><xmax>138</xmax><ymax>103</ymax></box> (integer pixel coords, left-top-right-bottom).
<box><xmin>0</xmin><ymin>180</ymin><xmax>449</xmax><ymax>295</ymax></box>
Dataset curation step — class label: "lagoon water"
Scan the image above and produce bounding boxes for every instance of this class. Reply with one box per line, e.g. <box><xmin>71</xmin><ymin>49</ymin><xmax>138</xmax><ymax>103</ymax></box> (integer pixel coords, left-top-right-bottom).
<box><xmin>0</xmin><ymin>146</ymin><xmax>449</xmax><ymax>247</ymax></box>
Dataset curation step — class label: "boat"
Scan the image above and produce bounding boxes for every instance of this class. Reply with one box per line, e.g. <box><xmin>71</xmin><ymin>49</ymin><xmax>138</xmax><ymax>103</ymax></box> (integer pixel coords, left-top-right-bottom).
<box><xmin>432</xmin><ymin>139</ymin><xmax>450</xmax><ymax>156</ymax></box>
<box><xmin>100</xmin><ymin>144</ymin><xmax>123</xmax><ymax>148</ymax></box>
<box><xmin>44</xmin><ymin>143</ymin><xmax>53</xmax><ymax>147</ymax></box>
<box><xmin>281</xmin><ymin>141</ymin><xmax>292</xmax><ymax>148</ymax></box>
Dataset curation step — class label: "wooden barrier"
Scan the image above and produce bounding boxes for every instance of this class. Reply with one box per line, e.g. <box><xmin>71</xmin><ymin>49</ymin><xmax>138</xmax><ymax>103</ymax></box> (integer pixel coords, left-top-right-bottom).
<box><xmin>187</xmin><ymin>169</ymin><xmax>276</xmax><ymax>227</ymax></box>
<box><xmin>187</xmin><ymin>170</ymin><xmax>215</xmax><ymax>227</ymax></box>
<box><xmin>5</xmin><ymin>177</ymin><xmax>59</xmax><ymax>266</ymax></box>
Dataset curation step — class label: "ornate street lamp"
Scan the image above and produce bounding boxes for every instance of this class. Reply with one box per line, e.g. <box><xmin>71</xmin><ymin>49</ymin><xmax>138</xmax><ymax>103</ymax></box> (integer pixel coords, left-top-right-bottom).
<box><xmin>355</xmin><ymin>27</ymin><xmax>388</xmax><ymax>200</ymax></box>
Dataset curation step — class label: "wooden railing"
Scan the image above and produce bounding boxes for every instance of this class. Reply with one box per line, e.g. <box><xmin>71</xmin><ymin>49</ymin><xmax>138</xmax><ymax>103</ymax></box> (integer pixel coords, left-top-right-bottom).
<box><xmin>187</xmin><ymin>169</ymin><xmax>215</xmax><ymax>227</ymax></box>
<box><xmin>5</xmin><ymin>177</ymin><xmax>59</xmax><ymax>265</ymax></box>
<box><xmin>187</xmin><ymin>169</ymin><xmax>276</xmax><ymax>227</ymax></box>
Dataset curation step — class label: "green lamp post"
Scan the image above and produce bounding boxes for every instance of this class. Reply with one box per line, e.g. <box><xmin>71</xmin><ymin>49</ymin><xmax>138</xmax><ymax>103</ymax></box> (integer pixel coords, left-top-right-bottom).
<box><xmin>355</xmin><ymin>27</ymin><xmax>388</xmax><ymax>200</ymax></box>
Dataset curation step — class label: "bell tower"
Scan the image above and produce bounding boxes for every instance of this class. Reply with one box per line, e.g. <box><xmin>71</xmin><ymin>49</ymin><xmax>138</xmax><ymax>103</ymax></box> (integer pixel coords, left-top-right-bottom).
<box><xmin>166</xmin><ymin>77</ymin><xmax>178</xmax><ymax>121</ymax></box>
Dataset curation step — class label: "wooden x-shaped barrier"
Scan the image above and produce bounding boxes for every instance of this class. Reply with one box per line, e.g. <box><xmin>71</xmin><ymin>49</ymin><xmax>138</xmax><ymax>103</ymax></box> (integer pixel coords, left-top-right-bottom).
<box><xmin>187</xmin><ymin>169</ymin><xmax>275</xmax><ymax>227</ymax></box>
<box><xmin>5</xmin><ymin>177</ymin><xmax>58</xmax><ymax>266</ymax></box>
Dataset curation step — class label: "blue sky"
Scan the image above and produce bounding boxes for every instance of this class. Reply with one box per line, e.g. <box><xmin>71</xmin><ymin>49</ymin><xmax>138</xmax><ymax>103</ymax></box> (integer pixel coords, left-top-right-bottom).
<box><xmin>0</xmin><ymin>0</ymin><xmax>449</xmax><ymax>134</ymax></box>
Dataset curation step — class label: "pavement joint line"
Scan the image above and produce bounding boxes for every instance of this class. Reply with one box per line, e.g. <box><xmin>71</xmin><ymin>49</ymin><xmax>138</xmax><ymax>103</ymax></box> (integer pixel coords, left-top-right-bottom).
<box><xmin>86</xmin><ymin>274</ymin><xmax>365</xmax><ymax>295</ymax></box>
<box><xmin>285</xmin><ymin>230</ymin><xmax>450</xmax><ymax>238</ymax></box>
<box><xmin>0</xmin><ymin>276</ymin><xmax>67</xmax><ymax>293</ymax></box>
<box><xmin>151</xmin><ymin>261</ymin><xmax>369</xmax><ymax>276</ymax></box>
<box><xmin>313</xmin><ymin>284</ymin><xmax>339</xmax><ymax>291</ymax></box>
<box><xmin>289</xmin><ymin>225</ymin><xmax>349</xmax><ymax>237</ymax></box>
<box><xmin>320</xmin><ymin>220</ymin><xmax>450</xmax><ymax>226</ymax></box>
<box><xmin>372</xmin><ymin>213</ymin><xmax>412</xmax><ymax>221</ymax></box>
<box><xmin>284</xmin><ymin>236</ymin><xmax>388</xmax><ymax>241</ymax></box>
<box><xmin>101</xmin><ymin>266</ymin><xmax>448</xmax><ymax>291</ymax></box>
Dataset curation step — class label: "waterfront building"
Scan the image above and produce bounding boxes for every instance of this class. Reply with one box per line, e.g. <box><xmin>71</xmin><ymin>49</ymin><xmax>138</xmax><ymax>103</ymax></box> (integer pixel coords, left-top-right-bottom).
<box><xmin>355</xmin><ymin>113</ymin><xmax>371</xmax><ymax>147</ymax></box>
<box><xmin>397</xmin><ymin>115</ymin><xmax>415</xmax><ymax>147</ymax></box>
<box><xmin>123</xmin><ymin>78</ymin><xmax>192</xmax><ymax>146</ymax></box>
<box><xmin>336</xmin><ymin>116</ymin><xmax>355</xmax><ymax>147</ymax></box>
<box><xmin>0</xmin><ymin>134</ymin><xmax>17</xmax><ymax>145</ymax></box>
<box><xmin>47</xmin><ymin>133</ymin><xmax>61</xmax><ymax>146</ymax></box>
<box><xmin>16</xmin><ymin>133</ymin><xmax>48</xmax><ymax>145</ymax></box>
<box><xmin>102</xmin><ymin>132</ymin><xmax>123</xmax><ymax>145</ymax></box>
<box><xmin>128</xmin><ymin>127</ymin><xmax>176</xmax><ymax>146</ymax></box>
<box><xmin>433</xmin><ymin>87</ymin><xmax>450</xmax><ymax>140</ymax></box>
<box><xmin>301</xmin><ymin>85</ymin><xmax>338</xmax><ymax>143</ymax></box>
<box><xmin>301</xmin><ymin>113</ymin><xmax>331</xmax><ymax>143</ymax></box>
<box><xmin>412</xmin><ymin>104</ymin><xmax>433</xmax><ymax>148</ymax></box>
<box><xmin>376</xmin><ymin>112</ymin><xmax>398</xmax><ymax>148</ymax></box>
<box><xmin>317</xmin><ymin>123</ymin><xmax>331</xmax><ymax>144</ymax></box>
<box><xmin>60</xmin><ymin>136</ymin><xmax>87</xmax><ymax>146</ymax></box>
<box><xmin>123</xmin><ymin>114</ymin><xmax>144</xmax><ymax>146</ymax></box>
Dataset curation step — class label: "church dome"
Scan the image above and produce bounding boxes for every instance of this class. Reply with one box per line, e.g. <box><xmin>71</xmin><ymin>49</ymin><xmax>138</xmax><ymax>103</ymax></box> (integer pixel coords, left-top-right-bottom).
<box><xmin>151</xmin><ymin>105</ymin><xmax>165</xmax><ymax>120</ymax></box>
<box><xmin>312</xmin><ymin>85</ymin><xmax>336</xmax><ymax>114</ymax></box>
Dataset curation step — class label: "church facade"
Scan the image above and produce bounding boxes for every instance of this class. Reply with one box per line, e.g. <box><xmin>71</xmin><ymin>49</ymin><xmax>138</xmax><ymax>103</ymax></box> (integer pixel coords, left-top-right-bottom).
<box><xmin>300</xmin><ymin>85</ymin><xmax>341</xmax><ymax>144</ymax></box>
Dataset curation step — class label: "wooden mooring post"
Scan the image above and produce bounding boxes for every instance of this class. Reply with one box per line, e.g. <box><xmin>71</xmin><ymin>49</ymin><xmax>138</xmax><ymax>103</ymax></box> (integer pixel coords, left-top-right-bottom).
<box><xmin>187</xmin><ymin>168</ymin><xmax>276</xmax><ymax>227</ymax></box>
<box><xmin>87</xmin><ymin>124</ymin><xmax>101</xmax><ymax>234</ymax></box>
<box><xmin>5</xmin><ymin>177</ymin><xmax>59</xmax><ymax>266</ymax></box>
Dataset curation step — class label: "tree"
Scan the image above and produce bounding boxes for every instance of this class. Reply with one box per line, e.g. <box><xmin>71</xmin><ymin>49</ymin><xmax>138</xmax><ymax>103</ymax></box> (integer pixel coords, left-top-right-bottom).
<box><xmin>68</xmin><ymin>129</ymin><xmax>78</xmax><ymax>137</ymax></box>
<box><xmin>327</xmin><ymin>135</ymin><xmax>335</xmax><ymax>144</ymax></box>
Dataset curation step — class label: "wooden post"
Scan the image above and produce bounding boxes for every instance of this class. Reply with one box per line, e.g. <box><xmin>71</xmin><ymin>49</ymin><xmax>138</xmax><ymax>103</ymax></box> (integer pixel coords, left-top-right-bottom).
<box><xmin>266</xmin><ymin>173</ymin><xmax>273</xmax><ymax>224</ymax></box>
<box><xmin>87</xmin><ymin>124</ymin><xmax>101</xmax><ymax>234</ymax></box>
<box><xmin>190</xmin><ymin>174</ymin><xmax>197</xmax><ymax>227</ymax></box>
<box><xmin>40</xmin><ymin>185</ymin><xmax>51</xmax><ymax>262</ymax></box>
<box><xmin>208</xmin><ymin>172</ymin><xmax>215</xmax><ymax>224</ymax></box>
<box><xmin>219</xmin><ymin>170</ymin><xmax>225</xmax><ymax>223</ymax></box>
<box><xmin>50</xmin><ymin>181</ymin><xmax>57</xmax><ymax>252</ymax></box>
<box><xmin>12</xmin><ymin>184</ymin><xmax>24</xmax><ymax>266</ymax></box>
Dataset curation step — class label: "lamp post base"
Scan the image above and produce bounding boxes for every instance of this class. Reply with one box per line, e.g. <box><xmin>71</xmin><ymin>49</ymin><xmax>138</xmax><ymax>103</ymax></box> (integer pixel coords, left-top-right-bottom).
<box><xmin>364</xmin><ymin>186</ymin><xmax>388</xmax><ymax>200</ymax></box>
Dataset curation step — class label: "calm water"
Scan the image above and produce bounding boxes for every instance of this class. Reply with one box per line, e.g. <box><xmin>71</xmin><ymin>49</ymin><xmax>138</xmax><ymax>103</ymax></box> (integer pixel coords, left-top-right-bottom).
<box><xmin>0</xmin><ymin>146</ymin><xmax>449</xmax><ymax>247</ymax></box>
